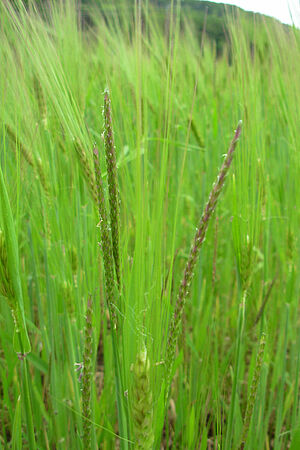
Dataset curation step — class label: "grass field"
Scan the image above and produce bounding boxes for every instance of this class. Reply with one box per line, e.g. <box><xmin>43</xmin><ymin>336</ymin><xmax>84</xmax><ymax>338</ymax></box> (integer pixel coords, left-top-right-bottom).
<box><xmin>0</xmin><ymin>0</ymin><xmax>300</xmax><ymax>448</ymax></box>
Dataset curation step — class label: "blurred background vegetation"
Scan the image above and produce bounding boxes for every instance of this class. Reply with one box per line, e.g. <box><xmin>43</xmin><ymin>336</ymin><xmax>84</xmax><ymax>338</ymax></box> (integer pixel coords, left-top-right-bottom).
<box><xmin>10</xmin><ymin>0</ymin><xmax>291</xmax><ymax>56</ymax></box>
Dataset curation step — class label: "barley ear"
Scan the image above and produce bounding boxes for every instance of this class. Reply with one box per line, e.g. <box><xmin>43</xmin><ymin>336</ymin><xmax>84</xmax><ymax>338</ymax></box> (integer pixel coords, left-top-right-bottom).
<box><xmin>165</xmin><ymin>121</ymin><xmax>242</xmax><ymax>400</ymax></box>
<box><xmin>131</xmin><ymin>345</ymin><xmax>154</xmax><ymax>450</ymax></box>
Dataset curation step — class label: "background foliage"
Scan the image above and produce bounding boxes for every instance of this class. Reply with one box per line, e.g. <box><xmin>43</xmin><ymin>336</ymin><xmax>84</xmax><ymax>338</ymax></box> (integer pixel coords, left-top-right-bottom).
<box><xmin>0</xmin><ymin>0</ymin><xmax>300</xmax><ymax>449</ymax></box>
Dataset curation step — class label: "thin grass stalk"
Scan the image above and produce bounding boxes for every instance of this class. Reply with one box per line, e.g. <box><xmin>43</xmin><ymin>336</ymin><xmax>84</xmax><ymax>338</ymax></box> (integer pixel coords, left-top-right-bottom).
<box><xmin>274</xmin><ymin>304</ymin><xmax>290</xmax><ymax>449</ymax></box>
<box><xmin>111</xmin><ymin>329</ymin><xmax>130</xmax><ymax>450</ymax></box>
<box><xmin>240</xmin><ymin>332</ymin><xmax>266</xmax><ymax>449</ymax></box>
<box><xmin>225</xmin><ymin>293</ymin><xmax>246</xmax><ymax>450</ymax></box>
<box><xmin>291</xmin><ymin>333</ymin><xmax>300</xmax><ymax>433</ymax></box>
<box><xmin>82</xmin><ymin>295</ymin><xmax>93</xmax><ymax>449</ymax></box>
<box><xmin>165</xmin><ymin>121</ymin><xmax>242</xmax><ymax>398</ymax></box>
<box><xmin>20</xmin><ymin>355</ymin><xmax>36</xmax><ymax>450</ymax></box>
<box><xmin>103</xmin><ymin>88</ymin><xmax>121</xmax><ymax>290</ymax></box>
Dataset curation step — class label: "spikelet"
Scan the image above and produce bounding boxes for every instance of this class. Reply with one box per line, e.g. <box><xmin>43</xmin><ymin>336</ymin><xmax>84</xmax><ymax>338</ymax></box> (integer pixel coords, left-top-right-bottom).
<box><xmin>131</xmin><ymin>346</ymin><xmax>154</xmax><ymax>450</ymax></box>
<box><xmin>240</xmin><ymin>333</ymin><xmax>266</xmax><ymax>448</ymax></box>
<box><xmin>82</xmin><ymin>295</ymin><xmax>93</xmax><ymax>450</ymax></box>
<box><xmin>103</xmin><ymin>88</ymin><xmax>121</xmax><ymax>289</ymax></box>
<box><xmin>165</xmin><ymin>122</ymin><xmax>242</xmax><ymax>399</ymax></box>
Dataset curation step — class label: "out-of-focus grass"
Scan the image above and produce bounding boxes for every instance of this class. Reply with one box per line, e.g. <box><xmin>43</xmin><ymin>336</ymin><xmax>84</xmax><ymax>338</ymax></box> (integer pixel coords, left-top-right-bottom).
<box><xmin>0</xmin><ymin>1</ymin><xmax>299</xmax><ymax>448</ymax></box>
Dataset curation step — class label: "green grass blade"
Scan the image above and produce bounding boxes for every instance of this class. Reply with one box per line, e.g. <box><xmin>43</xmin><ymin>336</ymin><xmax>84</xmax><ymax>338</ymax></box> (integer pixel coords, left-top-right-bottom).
<box><xmin>11</xmin><ymin>395</ymin><xmax>22</xmax><ymax>450</ymax></box>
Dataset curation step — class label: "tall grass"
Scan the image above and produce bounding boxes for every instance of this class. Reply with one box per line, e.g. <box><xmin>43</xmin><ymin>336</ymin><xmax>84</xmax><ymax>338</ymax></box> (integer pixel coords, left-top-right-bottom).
<box><xmin>0</xmin><ymin>0</ymin><xmax>299</xmax><ymax>448</ymax></box>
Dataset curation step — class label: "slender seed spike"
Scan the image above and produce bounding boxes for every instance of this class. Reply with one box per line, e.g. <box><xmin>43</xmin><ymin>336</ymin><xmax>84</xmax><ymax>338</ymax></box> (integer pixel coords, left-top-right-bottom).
<box><xmin>165</xmin><ymin>121</ymin><xmax>242</xmax><ymax>399</ymax></box>
<box><xmin>103</xmin><ymin>88</ymin><xmax>121</xmax><ymax>289</ymax></box>
<box><xmin>82</xmin><ymin>295</ymin><xmax>93</xmax><ymax>450</ymax></box>
<box><xmin>93</xmin><ymin>146</ymin><xmax>117</xmax><ymax>327</ymax></box>
<box><xmin>240</xmin><ymin>333</ymin><xmax>266</xmax><ymax>449</ymax></box>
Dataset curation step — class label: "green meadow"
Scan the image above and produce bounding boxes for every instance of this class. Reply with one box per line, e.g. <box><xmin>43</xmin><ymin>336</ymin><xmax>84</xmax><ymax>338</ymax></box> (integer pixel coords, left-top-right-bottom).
<box><xmin>0</xmin><ymin>1</ymin><xmax>299</xmax><ymax>448</ymax></box>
